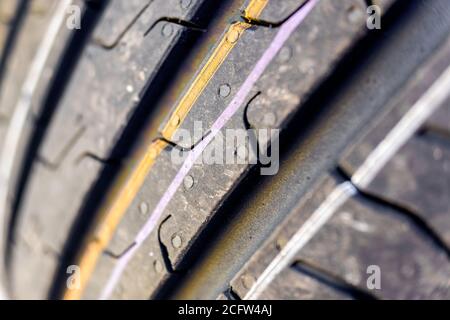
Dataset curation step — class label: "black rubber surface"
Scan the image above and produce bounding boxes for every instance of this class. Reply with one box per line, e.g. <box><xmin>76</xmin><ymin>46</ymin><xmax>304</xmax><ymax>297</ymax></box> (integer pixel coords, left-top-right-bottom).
<box><xmin>1</xmin><ymin>0</ymin><xmax>449</xmax><ymax>300</ymax></box>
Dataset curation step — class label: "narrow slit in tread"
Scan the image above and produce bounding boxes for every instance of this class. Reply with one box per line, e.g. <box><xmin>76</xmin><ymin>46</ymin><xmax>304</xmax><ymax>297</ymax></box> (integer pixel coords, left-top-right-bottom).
<box><xmin>291</xmin><ymin>260</ymin><xmax>378</xmax><ymax>300</ymax></box>
<box><xmin>417</xmin><ymin>126</ymin><xmax>450</xmax><ymax>146</ymax></box>
<box><xmin>93</xmin><ymin>0</ymin><xmax>152</xmax><ymax>49</ymax></box>
<box><xmin>336</xmin><ymin>167</ymin><xmax>450</xmax><ymax>259</ymax></box>
<box><xmin>144</xmin><ymin>17</ymin><xmax>206</xmax><ymax>37</ymax></box>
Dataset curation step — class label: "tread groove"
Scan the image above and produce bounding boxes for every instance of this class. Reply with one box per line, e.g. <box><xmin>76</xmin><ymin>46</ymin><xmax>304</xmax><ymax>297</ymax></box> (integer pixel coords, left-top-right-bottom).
<box><xmin>6</xmin><ymin>0</ymin><xmax>109</xmax><ymax>284</ymax></box>
<box><xmin>48</xmin><ymin>0</ymin><xmax>233</xmax><ymax>299</ymax></box>
<box><xmin>0</xmin><ymin>0</ymin><xmax>29</xmax><ymax>95</ymax></box>
<box><xmin>5</xmin><ymin>0</ymin><xmax>450</xmax><ymax>300</ymax></box>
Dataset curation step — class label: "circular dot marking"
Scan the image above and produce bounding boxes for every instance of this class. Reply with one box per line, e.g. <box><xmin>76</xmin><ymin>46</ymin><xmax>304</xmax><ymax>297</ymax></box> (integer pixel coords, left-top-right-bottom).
<box><xmin>161</xmin><ymin>23</ymin><xmax>173</xmax><ymax>37</ymax></box>
<box><xmin>278</xmin><ymin>46</ymin><xmax>292</xmax><ymax>63</ymax></box>
<box><xmin>227</xmin><ymin>29</ymin><xmax>240</xmax><ymax>44</ymax></box>
<box><xmin>139</xmin><ymin>202</ymin><xmax>148</xmax><ymax>215</ymax></box>
<box><xmin>219</xmin><ymin>84</ymin><xmax>231</xmax><ymax>97</ymax></box>
<box><xmin>171</xmin><ymin>235</ymin><xmax>182</xmax><ymax>248</ymax></box>
<box><xmin>171</xmin><ymin>114</ymin><xmax>181</xmax><ymax>126</ymax></box>
<box><xmin>184</xmin><ymin>175</ymin><xmax>194</xmax><ymax>189</ymax></box>
<box><xmin>241</xmin><ymin>274</ymin><xmax>256</xmax><ymax>289</ymax></box>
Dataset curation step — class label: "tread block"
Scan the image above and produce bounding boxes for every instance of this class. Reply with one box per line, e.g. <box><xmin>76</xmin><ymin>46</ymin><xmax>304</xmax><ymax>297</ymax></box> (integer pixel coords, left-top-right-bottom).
<box><xmin>229</xmin><ymin>175</ymin><xmax>450</xmax><ymax>300</ymax></box>
<box><xmin>85</xmin><ymin>145</ymin><xmax>178</xmax><ymax>298</ymax></box>
<box><xmin>425</xmin><ymin>102</ymin><xmax>450</xmax><ymax>136</ymax></box>
<box><xmin>109</xmin><ymin>231</ymin><xmax>171</xmax><ymax>300</ymax></box>
<box><xmin>246</xmin><ymin>0</ymin><xmax>367</xmax><ymax>136</ymax></box>
<box><xmin>258</xmin><ymin>267</ymin><xmax>352</xmax><ymax>300</ymax></box>
<box><xmin>0</xmin><ymin>0</ymin><xmax>18</xmax><ymax>25</ymax></box>
<box><xmin>230</xmin><ymin>176</ymin><xmax>341</xmax><ymax>299</ymax></box>
<box><xmin>160</xmin><ymin>23</ymin><xmax>275</xmax><ymax>148</ymax></box>
<box><xmin>165</xmin><ymin>0</ymin><xmax>367</xmax><ymax>149</ymax></box>
<box><xmin>106</xmin><ymin>146</ymin><xmax>179</xmax><ymax>256</ymax></box>
<box><xmin>93</xmin><ymin>0</ymin><xmax>150</xmax><ymax>48</ymax></box>
<box><xmin>12</xmin><ymin>0</ymin><xmax>205</xmax><ymax>299</ymax></box>
<box><xmin>94</xmin><ymin>0</ymin><xmax>204</xmax><ymax>48</ymax></box>
<box><xmin>227</xmin><ymin>0</ymin><xmax>450</xmax><ymax>301</ymax></box>
<box><xmin>12</xmin><ymin>0</ymin><xmax>449</xmax><ymax>301</ymax></box>
<box><xmin>0</xmin><ymin>0</ymin><xmax>58</xmax><ymax>120</ymax></box>
<box><xmin>361</xmin><ymin>132</ymin><xmax>450</xmax><ymax>247</ymax></box>
<box><xmin>0</xmin><ymin>0</ymin><xmax>17</xmax><ymax>55</ymax></box>
<box><xmin>339</xmin><ymin>31</ymin><xmax>450</xmax><ymax>177</ymax></box>
<box><xmin>14</xmin><ymin>155</ymin><xmax>102</xmax><ymax>253</ymax></box>
<box><xmin>297</xmin><ymin>195</ymin><xmax>450</xmax><ymax>299</ymax></box>
<box><xmin>39</xmin><ymin>0</ymin><xmax>207</xmax><ymax>166</ymax></box>
<box><xmin>96</xmin><ymin>1</ymin><xmax>371</xmax><ymax>299</ymax></box>
<box><xmin>108</xmin><ymin>1</ymin><xmax>369</xmax><ymax>297</ymax></box>
<box><xmin>158</xmin><ymin>125</ymin><xmax>250</xmax><ymax>269</ymax></box>
<box><xmin>10</xmin><ymin>235</ymin><xmax>58</xmax><ymax>299</ymax></box>
<box><xmin>86</xmin><ymin>230</ymin><xmax>171</xmax><ymax>300</ymax></box>
<box><xmin>339</xmin><ymin>36</ymin><xmax>450</xmax><ymax>248</ymax></box>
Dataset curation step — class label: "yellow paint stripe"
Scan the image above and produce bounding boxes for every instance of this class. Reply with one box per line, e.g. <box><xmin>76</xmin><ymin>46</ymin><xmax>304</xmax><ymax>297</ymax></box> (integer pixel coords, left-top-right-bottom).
<box><xmin>160</xmin><ymin>22</ymin><xmax>249</xmax><ymax>140</ymax></box>
<box><xmin>63</xmin><ymin>139</ymin><xmax>167</xmax><ymax>300</ymax></box>
<box><xmin>243</xmin><ymin>0</ymin><xmax>268</xmax><ymax>20</ymax></box>
<box><xmin>161</xmin><ymin>0</ymin><xmax>268</xmax><ymax>141</ymax></box>
<box><xmin>63</xmin><ymin>0</ymin><xmax>268</xmax><ymax>300</ymax></box>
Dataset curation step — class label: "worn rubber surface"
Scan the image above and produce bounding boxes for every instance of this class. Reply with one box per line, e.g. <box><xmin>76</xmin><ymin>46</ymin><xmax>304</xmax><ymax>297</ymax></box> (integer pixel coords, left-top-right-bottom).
<box><xmin>0</xmin><ymin>0</ymin><xmax>449</xmax><ymax>300</ymax></box>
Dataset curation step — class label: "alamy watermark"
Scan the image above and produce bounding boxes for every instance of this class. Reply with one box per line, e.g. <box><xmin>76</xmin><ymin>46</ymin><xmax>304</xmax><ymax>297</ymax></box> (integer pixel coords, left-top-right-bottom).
<box><xmin>367</xmin><ymin>5</ymin><xmax>382</xmax><ymax>30</ymax></box>
<box><xmin>66</xmin><ymin>265</ymin><xmax>81</xmax><ymax>290</ymax></box>
<box><xmin>366</xmin><ymin>265</ymin><xmax>381</xmax><ymax>290</ymax></box>
<box><xmin>66</xmin><ymin>3</ymin><xmax>383</xmax><ymax>31</ymax></box>
<box><xmin>66</xmin><ymin>4</ymin><xmax>81</xmax><ymax>30</ymax></box>
<box><xmin>169</xmin><ymin>121</ymin><xmax>280</xmax><ymax>176</ymax></box>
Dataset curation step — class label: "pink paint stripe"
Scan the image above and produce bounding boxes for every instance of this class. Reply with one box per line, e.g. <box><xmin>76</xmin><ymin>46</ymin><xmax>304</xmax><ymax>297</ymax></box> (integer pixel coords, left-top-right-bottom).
<box><xmin>100</xmin><ymin>0</ymin><xmax>319</xmax><ymax>300</ymax></box>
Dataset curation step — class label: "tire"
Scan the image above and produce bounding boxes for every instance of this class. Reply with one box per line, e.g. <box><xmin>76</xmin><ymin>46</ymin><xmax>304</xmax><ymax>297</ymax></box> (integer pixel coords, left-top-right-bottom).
<box><xmin>1</xmin><ymin>0</ymin><xmax>449</xmax><ymax>300</ymax></box>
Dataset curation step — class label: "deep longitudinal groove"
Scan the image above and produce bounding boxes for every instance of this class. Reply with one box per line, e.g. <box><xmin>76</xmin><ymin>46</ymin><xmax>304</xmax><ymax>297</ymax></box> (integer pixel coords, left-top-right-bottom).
<box><xmin>7</xmin><ymin>0</ymin><xmax>109</xmax><ymax>275</ymax></box>
<box><xmin>49</xmin><ymin>0</ymin><xmax>231</xmax><ymax>299</ymax></box>
<box><xmin>0</xmin><ymin>0</ymin><xmax>29</xmax><ymax>98</ymax></box>
<box><xmin>164</xmin><ymin>0</ymin><xmax>448</xmax><ymax>299</ymax></box>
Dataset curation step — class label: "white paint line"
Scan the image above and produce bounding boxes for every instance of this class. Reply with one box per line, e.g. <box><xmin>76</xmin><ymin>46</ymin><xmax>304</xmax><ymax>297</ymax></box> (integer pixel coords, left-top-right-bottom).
<box><xmin>245</xmin><ymin>63</ymin><xmax>450</xmax><ymax>300</ymax></box>
<box><xmin>0</xmin><ymin>0</ymin><xmax>72</xmax><ymax>296</ymax></box>
<box><xmin>352</xmin><ymin>64</ymin><xmax>450</xmax><ymax>188</ymax></box>
<box><xmin>244</xmin><ymin>182</ymin><xmax>356</xmax><ymax>300</ymax></box>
